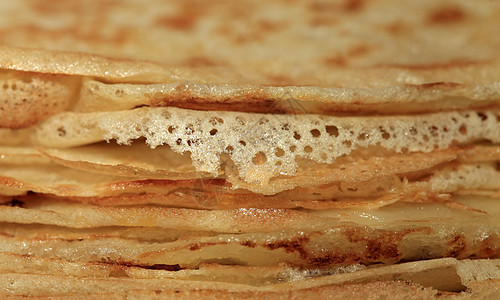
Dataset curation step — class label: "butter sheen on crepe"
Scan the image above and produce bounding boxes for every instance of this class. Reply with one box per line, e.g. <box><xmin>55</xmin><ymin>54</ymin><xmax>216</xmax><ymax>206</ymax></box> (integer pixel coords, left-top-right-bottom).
<box><xmin>0</xmin><ymin>0</ymin><xmax>500</xmax><ymax>298</ymax></box>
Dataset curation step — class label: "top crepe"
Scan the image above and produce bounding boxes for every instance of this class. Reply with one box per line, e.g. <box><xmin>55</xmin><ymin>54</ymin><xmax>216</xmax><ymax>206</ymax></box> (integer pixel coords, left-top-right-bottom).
<box><xmin>0</xmin><ymin>0</ymin><xmax>499</xmax><ymax>79</ymax></box>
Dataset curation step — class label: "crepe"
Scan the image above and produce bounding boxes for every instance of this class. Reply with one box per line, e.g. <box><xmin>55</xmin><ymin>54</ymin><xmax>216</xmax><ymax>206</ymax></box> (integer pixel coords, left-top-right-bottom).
<box><xmin>0</xmin><ymin>0</ymin><xmax>499</xmax><ymax>298</ymax></box>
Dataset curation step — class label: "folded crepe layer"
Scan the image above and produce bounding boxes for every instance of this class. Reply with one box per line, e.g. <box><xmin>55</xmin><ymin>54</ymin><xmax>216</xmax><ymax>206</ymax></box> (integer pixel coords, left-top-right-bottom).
<box><xmin>0</xmin><ymin>252</ymin><xmax>314</xmax><ymax>285</ymax></box>
<box><xmin>0</xmin><ymin>199</ymin><xmax>498</xmax><ymax>270</ymax></box>
<box><xmin>2</xmin><ymin>276</ymin><xmax>498</xmax><ymax>299</ymax></box>
<box><xmin>1</xmin><ymin>52</ymin><xmax>500</xmax><ymax>130</ymax></box>
<box><xmin>0</xmin><ymin>195</ymin><xmax>497</xmax><ymax>232</ymax></box>
<box><xmin>21</xmin><ymin>107</ymin><xmax>499</xmax><ymax>192</ymax></box>
<box><xmin>2</xmin><ymin>144</ymin><xmax>500</xmax><ymax>206</ymax></box>
<box><xmin>1</xmin><ymin>252</ymin><xmax>497</xmax><ymax>292</ymax></box>
<box><xmin>3</xmin><ymin>261</ymin><xmax>500</xmax><ymax>299</ymax></box>
<box><xmin>1</xmin><ymin>223</ymin><xmax>498</xmax><ymax>270</ymax></box>
<box><xmin>0</xmin><ymin>253</ymin><xmax>500</xmax><ymax>291</ymax></box>
<box><xmin>2</xmin><ymin>162</ymin><xmax>500</xmax><ymax>208</ymax></box>
<box><xmin>74</xmin><ymin>77</ymin><xmax>500</xmax><ymax>116</ymax></box>
<box><xmin>0</xmin><ymin>252</ymin><xmax>499</xmax><ymax>295</ymax></box>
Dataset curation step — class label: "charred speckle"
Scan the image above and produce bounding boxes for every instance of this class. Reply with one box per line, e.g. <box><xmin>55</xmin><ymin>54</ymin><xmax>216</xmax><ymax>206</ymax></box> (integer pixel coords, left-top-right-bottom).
<box><xmin>344</xmin><ymin>0</ymin><xmax>365</xmax><ymax>12</ymax></box>
<box><xmin>189</xmin><ymin>244</ymin><xmax>200</xmax><ymax>251</ymax></box>
<box><xmin>4</xmin><ymin>199</ymin><xmax>25</xmax><ymax>208</ymax></box>
<box><xmin>188</xmin><ymin>242</ymin><xmax>217</xmax><ymax>251</ymax></box>
<box><xmin>308</xmin><ymin>253</ymin><xmax>358</xmax><ymax>266</ymax></box>
<box><xmin>365</xmin><ymin>239</ymin><xmax>399</xmax><ymax>260</ymax></box>
<box><xmin>447</xmin><ymin>234</ymin><xmax>467</xmax><ymax>258</ymax></box>
<box><xmin>96</xmin><ymin>259</ymin><xmax>182</xmax><ymax>272</ymax></box>
<box><xmin>343</xmin><ymin>227</ymin><xmax>431</xmax><ymax>262</ymax></box>
<box><xmin>145</xmin><ymin>264</ymin><xmax>182</xmax><ymax>271</ymax></box>
<box><xmin>57</xmin><ymin>126</ymin><xmax>66</xmax><ymax>137</ymax></box>
<box><xmin>265</xmin><ymin>236</ymin><xmax>310</xmax><ymax>259</ymax></box>
<box><xmin>428</xmin><ymin>6</ymin><xmax>466</xmax><ymax>24</ymax></box>
<box><xmin>241</xmin><ymin>241</ymin><xmax>256</xmax><ymax>248</ymax></box>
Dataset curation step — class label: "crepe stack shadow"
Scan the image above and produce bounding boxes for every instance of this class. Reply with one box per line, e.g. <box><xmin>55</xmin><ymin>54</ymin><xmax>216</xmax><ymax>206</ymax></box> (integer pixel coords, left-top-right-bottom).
<box><xmin>0</xmin><ymin>0</ymin><xmax>500</xmax><ymax>298</ymax></box>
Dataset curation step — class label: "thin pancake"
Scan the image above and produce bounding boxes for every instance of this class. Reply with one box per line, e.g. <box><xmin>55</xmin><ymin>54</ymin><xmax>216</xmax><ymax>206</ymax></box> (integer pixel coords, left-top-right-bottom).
<box><xmin>0</xmin><ymin>0</ymin><xmax>499</xmax><ymax>296</ymax></box>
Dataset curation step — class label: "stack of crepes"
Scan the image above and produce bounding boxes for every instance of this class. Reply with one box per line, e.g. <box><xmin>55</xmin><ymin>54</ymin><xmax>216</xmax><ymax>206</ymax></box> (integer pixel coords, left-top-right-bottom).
<box><xmin>0</xmin><ymin>0</ymin><xmax>500</xmax><ymax>298</ymax></box>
